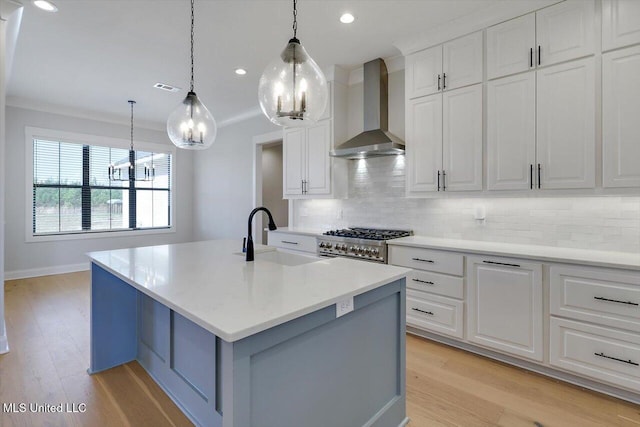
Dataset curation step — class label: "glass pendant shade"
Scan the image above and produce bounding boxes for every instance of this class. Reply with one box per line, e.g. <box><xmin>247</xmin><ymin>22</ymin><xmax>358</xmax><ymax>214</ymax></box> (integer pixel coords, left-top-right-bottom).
<box><xmin>258</xmin><ymin>38</ymin><xmax>328</xmax><ymax>127</ymax></box>
<box><xmin>167</xmin><ymin>91</ymin><xmax>217</xmax><ymax>150</ymax></box>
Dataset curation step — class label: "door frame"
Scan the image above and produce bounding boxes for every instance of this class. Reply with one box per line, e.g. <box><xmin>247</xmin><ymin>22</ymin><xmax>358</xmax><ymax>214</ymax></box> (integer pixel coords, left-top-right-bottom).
<box><xmin>252</xmin><ymin>130</ymin><xmax>292</xmax><ymax>245</ymax></box>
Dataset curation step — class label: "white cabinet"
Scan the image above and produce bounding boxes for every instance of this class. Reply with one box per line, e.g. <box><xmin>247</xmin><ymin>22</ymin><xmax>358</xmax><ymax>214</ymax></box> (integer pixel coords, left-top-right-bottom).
<box><xmin>486</xmin><ymin>1</ymin><xmax>594</xmax><ymax>80</ymax></box>
<box><xmin>537</xmin><ymin>57</ymin><xmax>595</xmax><ymax>189</ymax></box>
<box><xmin>488</xmin><ymin>57</ymin><xmax>596</xmax><ymax>191</ymax></box>
<box><xmin>406</xmin><ymin>31</ymin><xmax>482</xmax><ymax>99</ymax></box>
<box><xmin>536</xmin><ymin>0</ymin><xmax>595</xmax><ymax>67</ymax></box>
<box><xmin>467</xmin><ymin>256</ymin><xmax>543</xmax><ymax>361</ymax></box>
<box><xmin>389</xmin><ymin>245</ymin><xmax>466</xmax><ymax>340</ymax></box>
<box><xmin>282</xmin><ymin>80</ymin><xmax>347</xmax><ymax>199</ymax></box>
<box><xmin>487</xmin><ymin>72</ymin><xmax>536</xmax><ymax>190</ymax></box>
<box><xmin>406</xmin><ymin>84</ymin><xmax>482</xmax><ymax>194</ymax></box>
<box><xmin>267</xmin><ymin>231</ymin><xmax>318</xmax><ymax>254</ymax></box>
<box><xmin>602</xmin><ymin>0</ymin><xmax>640</xmax><ymax>51</ymax></box>
<box><xmin>487</xmin><ymin>14</ymin><xmax>536</xmax><ymax>79</ymax></box>
<box><xmin>603</xmin><ymin>45</ymin><xmax>640</xmax><ymax>188</ymax></box>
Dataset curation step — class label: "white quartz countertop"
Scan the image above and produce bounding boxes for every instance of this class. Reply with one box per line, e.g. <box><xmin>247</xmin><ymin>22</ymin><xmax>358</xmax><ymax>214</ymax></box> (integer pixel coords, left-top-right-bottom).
<box><xmin>88</xmin><ymin>240</ymin><xmax>409</xmax><ymax>342</ymax></box>
<box><xmin>388</xmin><ymin>236</ymin><xmax>640</xmax><ymax>271</ymax></box>
<box><xmin>267</xmin><ymin>227</ymin><xmax>323</xmax><ymax>237</ymax></box>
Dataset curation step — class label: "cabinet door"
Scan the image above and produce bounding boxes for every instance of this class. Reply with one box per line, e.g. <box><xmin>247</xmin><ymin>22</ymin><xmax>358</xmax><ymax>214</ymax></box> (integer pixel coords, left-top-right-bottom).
<box><xmin>487</xmin><ymin>73</ymin><xmax>536</xmax><ymax>190</ymax></box>
<box><xmin>487</xmin><ymin>14</ymin><xmax>536</xmax><ymax>80</ymax></box>
<box><xmin>406</xmin><ymin>46</ymin><xmax>442</xmax><ymax>99</ymax></box>
<box><xmin>406</xmin><ymin>95</ymin><xmax>442</xmax><ymax>194</ymax></box>
<box><xmin>536</xmin><ymin>0</ymin><xmax>595</xmax><ymax>67</ymax></box>
<box><xmin>602</xmin><ymin>0</ymin><xmax>640</xmax><ymax>51</ymax></box>
<box><xmin>443</xmin><ymin>31</ymin><xmax>483</xmax><ymax>91</ymax></box>
<box><xmin>305</xmin><ymin>121</ymin><xmax>331</xmax><ymax>195</ymax></box>
<box><xmin>603</xmin><ymin>46</ymin><xmax>640</xmax><ymax>188</ymax></box>
<box><xmin>536</xmin><ymin>58</ymin><xmax>595</xmax><ymax>189</ymax></box>
<box><xmin>442</xmin><ymin>84</ymin><xmax>482</xmax><ymax>191</ymax></box>
<box><xmin>282</xmin><ymin>127</ymin><xmax>305</xmax><ymax>196</ymax></box>
<box><xmin>467</xmin><ymin>256</ymin><xmax>543</xmax><ymax>362</ymax></box>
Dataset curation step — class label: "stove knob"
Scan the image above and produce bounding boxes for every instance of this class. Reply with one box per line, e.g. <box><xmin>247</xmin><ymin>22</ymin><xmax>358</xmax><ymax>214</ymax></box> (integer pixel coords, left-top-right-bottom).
<box><xmin>326</xmin><ymin>243</ymin><xmax>333</xmax><ymax>249</ymax></box>
<box><xmin>348</xmin><ymin>246</ymin><xmax>354</xmax><ymax>252</ymax></box>
<box><xmin>364</xmin><ymin>248</ymin><xmax>372</xmax><ymax>255</ymax></box>
<box><xmin>319</xmin><ymin>242</ymin><xmax>325</xmax><ymax>248</ymax></box>
<box><xmin>358</xmin><ymin>247</ymin><xmax>365</xmax><ymax>254</ymax></box>
<box><xmin>372</xmin><ymin>248</ymin><xmax>380</xmax><ymax>256</ymax></box>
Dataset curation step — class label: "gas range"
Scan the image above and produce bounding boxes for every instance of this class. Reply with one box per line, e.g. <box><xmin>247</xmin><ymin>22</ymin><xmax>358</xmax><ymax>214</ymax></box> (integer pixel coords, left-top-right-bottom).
<box><xmin>317</xmin><ymin>227</ymin><xmax>413</xmax><ymax>263</ymax></box>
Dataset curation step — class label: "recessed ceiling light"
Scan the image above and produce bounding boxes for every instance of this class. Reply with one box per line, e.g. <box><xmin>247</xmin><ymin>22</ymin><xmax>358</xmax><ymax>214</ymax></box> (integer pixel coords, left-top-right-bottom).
<box><xmin>340</xmin><ymin>13</ymin><xmax>355</xmax><ymax>24</ymax></box>
<box><xmin>33</xmin><ymin>0</ymin><xmax>58</xmax><ymax>12</ymax></box>
<box><xmin>235</xmin><ymin>68</ymin><xmax>247</xmax><ymax>76</ymax></box>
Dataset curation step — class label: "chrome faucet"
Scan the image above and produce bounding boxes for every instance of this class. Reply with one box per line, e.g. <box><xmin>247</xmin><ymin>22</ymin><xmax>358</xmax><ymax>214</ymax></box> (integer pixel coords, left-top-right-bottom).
<box><xmin>245</xmin><ymin>207</ymin><xmax>277</xmax><ymax>261</ymax></box>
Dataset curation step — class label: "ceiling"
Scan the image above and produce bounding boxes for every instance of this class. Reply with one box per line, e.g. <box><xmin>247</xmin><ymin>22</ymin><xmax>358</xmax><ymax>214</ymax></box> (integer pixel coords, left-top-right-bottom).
<box><xmin>9</xmin><ymin>0</ymin><xmax>519</xmax><ymax>128</ymax></box>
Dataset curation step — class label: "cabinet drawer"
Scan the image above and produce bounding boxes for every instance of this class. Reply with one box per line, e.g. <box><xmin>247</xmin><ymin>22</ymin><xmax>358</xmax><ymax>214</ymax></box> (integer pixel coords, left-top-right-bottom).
<box><xmin>406</xmin><ymin>289</ymin><xmax>464</xmax><ymax>339</ymax></box>
<box><xmin>407</xmin><ymin>269</ymin><xmax>464</xmax><ymax>299</ymax></box>
<box><xmin>550</xmin><ymin>317</ymin><xmax>640</xmax><ymax>393</ymax></box>
<box><xmin>267</xmin><ymin>232</ymin><xmax>317</xmax><ymax>254</ymax></box>
<box><xmin>550</xmin><ymin>265</ymin><xmax>640</xmax><ymax>332</ymax></box>
<box><xmin>389</xmin><ymin>246</ymin><xmax>463</xmax><ymax>276</ymax></box>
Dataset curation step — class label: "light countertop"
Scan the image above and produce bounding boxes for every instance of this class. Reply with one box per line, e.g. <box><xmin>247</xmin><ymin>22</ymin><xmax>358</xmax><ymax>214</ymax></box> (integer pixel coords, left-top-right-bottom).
<box><xmin>88</xmin><ymin>240</ymin><xmax>409</xmax><ymax>342</ymax></box>
<box><xmin>388</xmin><ymin>236</ymin><xmax>640</xmax><ymax>271</ymax></box>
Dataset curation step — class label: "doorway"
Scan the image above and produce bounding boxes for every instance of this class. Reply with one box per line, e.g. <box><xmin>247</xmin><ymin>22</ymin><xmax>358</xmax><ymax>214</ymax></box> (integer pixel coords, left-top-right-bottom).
<box><xmin>261</xmin><ymin>142</ymin><xmax>288</xmax><ymax>243</ymax></box>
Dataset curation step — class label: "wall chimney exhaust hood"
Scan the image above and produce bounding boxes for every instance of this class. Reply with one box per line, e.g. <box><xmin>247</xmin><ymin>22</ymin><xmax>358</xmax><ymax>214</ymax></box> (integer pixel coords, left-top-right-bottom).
<box><xmin>330</xmin><ymin>58</ymin><xmax>404</xmax><ymax>159</ymax></box>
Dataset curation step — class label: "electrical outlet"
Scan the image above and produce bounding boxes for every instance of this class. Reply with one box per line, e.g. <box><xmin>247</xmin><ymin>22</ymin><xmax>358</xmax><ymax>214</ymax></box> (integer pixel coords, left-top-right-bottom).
<box><xmin>336</xmin><ymin>297</ymin><xmax>354</xmax><ymax>318</ymax></box>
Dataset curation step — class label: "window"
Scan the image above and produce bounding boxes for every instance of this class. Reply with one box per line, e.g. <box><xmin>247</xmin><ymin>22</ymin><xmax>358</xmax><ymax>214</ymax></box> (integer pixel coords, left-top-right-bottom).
<box><xmin>27</xmin><ymin>127</ymin><xmax>174</xmax><ymax>240</ymax></box>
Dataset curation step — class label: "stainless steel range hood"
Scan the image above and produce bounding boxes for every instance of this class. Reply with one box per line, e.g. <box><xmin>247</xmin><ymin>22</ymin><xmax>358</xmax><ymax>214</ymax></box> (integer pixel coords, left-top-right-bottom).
<box><xmin>330</xmin><ymin>58</ymin><xmax>404</xmax><ymax>159</ymax></box>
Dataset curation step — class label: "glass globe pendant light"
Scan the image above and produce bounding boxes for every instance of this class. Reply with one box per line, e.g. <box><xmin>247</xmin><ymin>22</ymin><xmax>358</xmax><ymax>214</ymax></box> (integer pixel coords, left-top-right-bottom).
<box><xmin>167</xmin><ymin>0</ymin><xmax>217</xmax><ymax>149</ymax></box>
<box><xmin>258</xmin><ymin>0</ymin><xmax>328</xmax><ymax>127</ymax></box>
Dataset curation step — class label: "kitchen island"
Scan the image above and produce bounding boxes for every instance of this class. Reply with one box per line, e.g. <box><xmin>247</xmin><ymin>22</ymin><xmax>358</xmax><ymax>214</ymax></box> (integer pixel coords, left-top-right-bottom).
<box><xmin>87</xmin><ymin>240</ymin><xmax>410</xmax><ymax>427</ymax></box>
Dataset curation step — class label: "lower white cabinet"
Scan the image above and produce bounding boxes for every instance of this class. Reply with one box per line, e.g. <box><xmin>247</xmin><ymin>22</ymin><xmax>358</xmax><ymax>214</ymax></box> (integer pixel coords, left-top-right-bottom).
<box><xmin>266</xmin><ymin>231</ymin><xmax>317</xmax><ymax>254</ymax></box>
<box><xmin>467</xmin><ymin>256</ymin><xmax>543</xmax><ymax>361</ymax></box>
<box><xmin>407</xmin><ymin>289</ymin><xmax>464</xmax><ymax>339</ymax></box>
<box><xmin>550</xmin><ymin>317</ymin><xmax>640</xmax><ymax>393</ymax></box>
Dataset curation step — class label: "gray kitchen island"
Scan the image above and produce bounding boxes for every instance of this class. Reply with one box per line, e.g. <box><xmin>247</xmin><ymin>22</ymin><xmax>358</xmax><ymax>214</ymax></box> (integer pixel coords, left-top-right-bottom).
<box><xmin>87</xmin><ymin>240</ymin><xmax>410</xmax><ymax>427</ymax></box>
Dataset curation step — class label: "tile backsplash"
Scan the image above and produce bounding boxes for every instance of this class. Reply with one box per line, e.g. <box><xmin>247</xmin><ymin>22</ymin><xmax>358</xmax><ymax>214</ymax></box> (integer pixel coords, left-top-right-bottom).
<box><xmin>293</xmin><ymin>156</ymin><xmax>640</xmax><ymax>253</ymax></box>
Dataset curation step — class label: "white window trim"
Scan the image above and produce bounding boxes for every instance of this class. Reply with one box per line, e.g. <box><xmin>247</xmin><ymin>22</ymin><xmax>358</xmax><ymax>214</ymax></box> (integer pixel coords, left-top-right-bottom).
<box><xmin>25</xmin><ymin>126</ymin><xmax>177</xmax><ymax>243</ymax></box>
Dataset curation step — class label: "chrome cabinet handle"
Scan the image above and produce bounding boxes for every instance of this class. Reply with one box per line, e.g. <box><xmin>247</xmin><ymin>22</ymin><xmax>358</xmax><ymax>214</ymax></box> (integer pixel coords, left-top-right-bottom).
<box><xmin>442</xmin><ymin>170</ymin><xmax>446</xmax><ymax>191</ymax></box>
<box><xmin>437</xmin><ymin>170</ymin><xmax>441</xmax><ymax>191</ymax></box>
<box><xmin>594</xmin><ymin>352</ymin><xmax>639</xmax><ymax>366</ymax></box>
<box><xmin>537</xmin><ymin>164</ymin><xmax>541</xmax><ymax>189</ymax></box>
<box><xmin>530</xmin><ymin>164</ymin><xmax>533</xmax><ymax>190</ymax></box>
<box><xmin>594</xmin><ymin>296</ymin><xmax>638</xmax><ymax>306</ymax></box>
<box><xmin>412</xmin><ymin>258</ymin><xmax>434</xmax><ymax>263</ymax></box>
<box><xmin>530</xmin><ymin>47</ymin><xmax>533</xmax><ymax>68</ymax></box>
<box><xmin>538</xmin><ymin>45</ymin><xmax>541</xmax><ymax>66</ymax></box>
<box><xmin>412</xmin><ymin>308</ymin><xmax>434</xmax><ymax>316</ymax></box>
<box><xmin>443</xmin><ymin>72</ymin><xmax>447</xmax><ymax>89</ymax></box>
<box><xmin>437</xmin><ymin>74</ymin><xmax>441</xmax><ymax>91</ymax></box>
<box><xmin>482</xmin><ymin>260</ymin><xmax>521</xmax><ymax>268</ymax></box>
<box><xmin>412</xmin><ymin>278</ymin><xmax>434</xmax><ymax>285</ymax></box>
<box><xmin>281</xmin><ymin>241</ymin><xmax>299</xmax><ymax>245</ymax></box>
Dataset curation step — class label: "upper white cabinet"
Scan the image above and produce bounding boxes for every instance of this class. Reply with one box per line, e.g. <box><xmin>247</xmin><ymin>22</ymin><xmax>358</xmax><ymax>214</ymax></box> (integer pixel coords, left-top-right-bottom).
<box><xmin>602</xmin><ymin>0</ymin><xmax>640</xmax><ymax>51</ymax></box>
<box><xmin>536</xmin><ymin>0</ymin><xmax>595</xmax><ymax>67</ymax></box>
<box><xmin>467</xmin><ymin>256</ymin><xmax>543</xmax><ymax>362</ymax></box>
<box><xmin>537</xmin><ymin>58</ymin><xmax>595</xmax><ymax>189</ymax></box>
<box><xmin>488</xmin><ymin>57</ymin><xmax>595</xmax><ymax>191</ymax></box>
<box><xmin>487</xmin><ymin>14</ymin><xmax>536</xmax><ymax>79</ymax></box>
<box><xmin>283</xmin><ymin>121</ymin><xmax>332</xmax><ymax>197</ymax></box>
<box><xmin>406</xmin><ymin>84</ymin><xmax>482</xmax><ymax>194</ymax></box>
<box><xmin>487</xmin><ymin>1</ymin><xmax>594</xmax><ymax>80</ymax></box>
<box><xmin>603</xmin><ymin>45</ymin><xmax>640</xmax><ymax>188</ymax></box>
<box><xmin>406</xmin><ymin>31</ymin><xmax>482</xmax><ymax>99</ymax></box>
<box><xmin>487</xmin><ymin>72</ymin><xmax>536</xmax><ymax>190</ymax></box>
<box><xmin>282</xmin><ymin>81</ymin><xmax>347</xmax><ymax>199</ymax></box>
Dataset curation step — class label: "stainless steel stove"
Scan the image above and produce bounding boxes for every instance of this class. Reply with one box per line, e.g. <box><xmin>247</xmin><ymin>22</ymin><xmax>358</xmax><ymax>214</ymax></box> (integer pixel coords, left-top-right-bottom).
<box><xmin>317</xmin><ymin>227</ymin><xmax>413</xmax><ymax>263</ymax></box>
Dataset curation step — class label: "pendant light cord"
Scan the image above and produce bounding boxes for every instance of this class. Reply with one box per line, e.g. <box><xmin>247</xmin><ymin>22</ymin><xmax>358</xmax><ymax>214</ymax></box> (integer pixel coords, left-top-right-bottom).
<box><xmin>292</xmin><ymin>0</ymin><xmax>297</xmax><ymax>38</ymax></box>
<box><xmin>129</xmin><ymin>100</ymin><xmax>135</xmax><ymax>151</ymax></box>
<box><xmin>190</xmin><ymin>0</ymin><xmax>195</xmax><ymax>92</ymax></box>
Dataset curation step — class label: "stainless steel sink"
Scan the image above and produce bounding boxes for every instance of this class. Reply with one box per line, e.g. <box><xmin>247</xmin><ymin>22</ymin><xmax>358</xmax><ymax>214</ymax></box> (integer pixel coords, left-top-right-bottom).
<box><xmin>235</xmin><ymin>248</ymin><xmax>322</xmax><ymax>266</ymax></box>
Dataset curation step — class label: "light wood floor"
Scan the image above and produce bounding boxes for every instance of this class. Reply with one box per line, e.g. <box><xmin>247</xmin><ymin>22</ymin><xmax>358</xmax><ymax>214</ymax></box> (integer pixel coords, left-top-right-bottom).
<box><xmin>1</xmin><ymin>272</ymin><xmax>638</xmax><ymax>427</ymax></box>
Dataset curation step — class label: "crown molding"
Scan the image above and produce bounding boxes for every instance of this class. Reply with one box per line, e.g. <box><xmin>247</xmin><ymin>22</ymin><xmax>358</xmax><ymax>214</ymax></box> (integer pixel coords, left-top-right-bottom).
<box><xmin>394</xmin><ymin>0</ymin><xmax>560</xmax><ymax>56</ymax></box>
<box><xmin>6</xmin><ymin>96</ymin><xmax>166</xmax><ymax>131</ymax></box>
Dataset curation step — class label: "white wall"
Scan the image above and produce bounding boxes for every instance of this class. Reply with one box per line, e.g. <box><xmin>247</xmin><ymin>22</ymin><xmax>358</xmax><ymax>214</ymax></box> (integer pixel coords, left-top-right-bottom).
<box><xmin>193</xmin><ymin>114</ymin><xmax>279</xmax><ymax>241</ymax></box>
<box><xmin>4</xmin><ymin>106</ymin><xmax>195</xmax><ymax>277</ymax></box>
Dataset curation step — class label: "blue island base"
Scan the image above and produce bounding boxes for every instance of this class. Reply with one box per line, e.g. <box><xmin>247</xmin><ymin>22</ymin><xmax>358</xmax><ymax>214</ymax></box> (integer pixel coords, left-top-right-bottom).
<box><xmin>89</xmin><ymin>263</ymin><xmax>407</xmax><ymax>427</ymax></box>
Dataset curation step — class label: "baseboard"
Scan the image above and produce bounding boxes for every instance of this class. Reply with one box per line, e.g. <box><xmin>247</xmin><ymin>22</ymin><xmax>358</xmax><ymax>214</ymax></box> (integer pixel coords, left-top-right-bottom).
<box><xmin>4</xmin><ymin>262</ymin><xmax>89</xmax><ymax>280</ymax></box>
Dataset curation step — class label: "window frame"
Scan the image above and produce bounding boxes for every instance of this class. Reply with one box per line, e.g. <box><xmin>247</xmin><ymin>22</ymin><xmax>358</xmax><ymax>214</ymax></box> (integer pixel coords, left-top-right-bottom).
<box><xmin>25</xmin><ymin>126</ymin><xmax>176</xmax><ymax>243</ymax></box>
